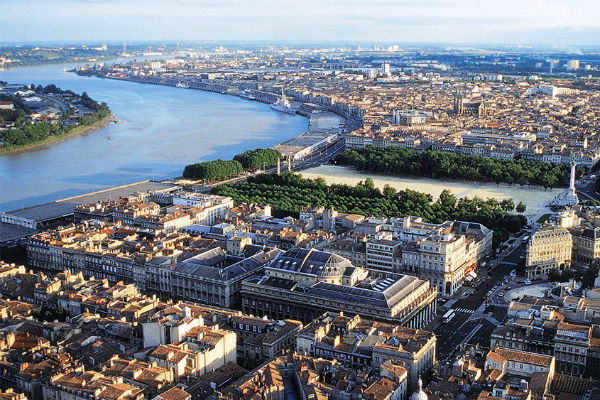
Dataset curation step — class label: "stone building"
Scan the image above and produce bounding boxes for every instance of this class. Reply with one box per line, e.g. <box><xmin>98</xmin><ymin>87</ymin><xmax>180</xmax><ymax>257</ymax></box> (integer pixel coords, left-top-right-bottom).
<box><xmin>571</xmin><ymin>227</ymin><xmax>600</xmax><ymax>264</ymax></box>
<box><xmin>525</xmin><ymin>225</ymin><xmax>572</xmax><ymax>278</ymax></box>
<box><xmin>42</xmin><ymin>371</ymin><xmax>144</xmax><ymax>400</ymax></box>
<box><xmin>241</xmin><ymin>248</ymin><xmax>437</xmax><ymax>328</ymax></box>
<box><xmin>363</xmin><ymin>217</ymin><xmax>492</xmax><ymax>296</ymax></box>
<box><xmin>296</xmin><ymin>312</ymin><xmax>436</xmax><ymax>391</ymax></box>
<box><xmin>170</xmin><ymin>247</ymin><xmax>281</xmax><ymax>308</ymax></box>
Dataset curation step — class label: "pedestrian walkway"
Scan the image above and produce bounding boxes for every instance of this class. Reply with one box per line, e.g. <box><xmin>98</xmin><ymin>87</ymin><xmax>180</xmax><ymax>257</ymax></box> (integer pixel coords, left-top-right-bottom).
<box><xmin>487</xmin><ymin>302</ymin><xmax>509</xmax><ymax>308</ymax></box>
<box><xmin>485</xmin><ymin>315</ymin><xmax>501</xmax><ymax>325</ymax></box>
<box><xmin>475</xmin><ymin>302</ymin><xmax>487</xmax><ymax>313</ymax></box>
<box><xmin>455</xmin><ymin>308</ymin><xmax>475</xmax><ymax>314</ymax></box>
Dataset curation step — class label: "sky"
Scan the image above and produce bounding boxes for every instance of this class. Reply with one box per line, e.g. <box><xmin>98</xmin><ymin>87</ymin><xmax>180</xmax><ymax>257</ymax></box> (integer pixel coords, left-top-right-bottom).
<box><xmin>1</xmin><ymin>0</ymin><xmax>599</xmax><ymax>46</ymax></box>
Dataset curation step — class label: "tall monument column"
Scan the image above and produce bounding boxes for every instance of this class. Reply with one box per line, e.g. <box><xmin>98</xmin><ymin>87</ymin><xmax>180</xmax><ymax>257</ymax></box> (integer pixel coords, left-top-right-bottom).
<box><xmin>570</xmin><ymin>162</ymin><xmax>576</xmax><ymax>193</ymax></box>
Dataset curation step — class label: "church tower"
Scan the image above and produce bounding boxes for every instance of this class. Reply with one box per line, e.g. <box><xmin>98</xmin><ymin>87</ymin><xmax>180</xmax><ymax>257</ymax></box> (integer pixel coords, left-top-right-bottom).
<box><xmin>453</xmin><ymin>93</ymin><xmax>464</xmax><ymax>115</ymax></box>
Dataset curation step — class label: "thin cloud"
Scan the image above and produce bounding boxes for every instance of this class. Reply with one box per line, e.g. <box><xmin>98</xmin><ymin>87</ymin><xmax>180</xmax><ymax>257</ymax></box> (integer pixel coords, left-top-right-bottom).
<box><xmin>1</xmin><ymin>0</ymin><xmax>599</xmax><ymax>44</ymax></box>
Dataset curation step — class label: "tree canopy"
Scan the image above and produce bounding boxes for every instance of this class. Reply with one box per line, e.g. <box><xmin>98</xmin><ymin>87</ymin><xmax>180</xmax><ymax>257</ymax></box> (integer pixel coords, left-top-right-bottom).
<box><xmin>183</xmin><ymin>159</ymin><xmax>243</xmax><ymax>181</ymax></box>
<box><xmin>335</xmin><ymin>146</ymin><xmax>579</xmax><ymax>189</ymax></box>
<box><xmin>233</xmin><ymin>148</ymin><xmax>281</xmax><ymax>170</ymax></box>
<box><xmin>0</xmin><ymin>87</ymin><xmax>110</xmax><ymax>150</ymax></box>
<box><xmin>212</xmin><ymin>172</ymin><xmax>527</xmax><ymax>240</ymax></box>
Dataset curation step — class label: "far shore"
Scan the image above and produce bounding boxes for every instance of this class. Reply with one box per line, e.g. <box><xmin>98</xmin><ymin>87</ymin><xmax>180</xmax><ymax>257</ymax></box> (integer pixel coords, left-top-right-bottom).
<box><xmin>0</xmin><ymin>113</ymin><xmax>115</xmax><ymax>156</ymax></box>
<box><xmin>0</xmin><ymin>56</ymin><xmax>122</xmax><ymax>72</ymax></box>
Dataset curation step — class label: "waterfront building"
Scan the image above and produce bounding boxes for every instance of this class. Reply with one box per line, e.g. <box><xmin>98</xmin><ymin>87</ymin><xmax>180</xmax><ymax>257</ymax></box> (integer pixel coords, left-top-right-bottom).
<box><xmin>241</xmin><ymin>248</ymin><xmax>437</xmax><ymax>328</ymax></box>
<box><xmin>74</xmin><ymin>193</ymin><xmax>233</xmax><ymax>231</ymax></box>
<box><xmin>525</xmin><ymin>225</ymin><xmax>572</xmax><ymax>278</ymax></box>
<box><xmin>1</xmin><ymin>181</ymin><xmax>179</xmax><ymax>231</ymax></box>
<box><xmin>382</xmin><ymin>62</ymin><xmax>391</xmax><ymax>76</ymax></box>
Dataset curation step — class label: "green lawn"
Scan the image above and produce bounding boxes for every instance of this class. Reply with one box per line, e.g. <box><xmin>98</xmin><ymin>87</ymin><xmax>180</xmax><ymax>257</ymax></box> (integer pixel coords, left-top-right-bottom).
<box><xmin>537</xmin><ymin>213</ymin><xmax>551</xmax><ymax>224</ymax></box>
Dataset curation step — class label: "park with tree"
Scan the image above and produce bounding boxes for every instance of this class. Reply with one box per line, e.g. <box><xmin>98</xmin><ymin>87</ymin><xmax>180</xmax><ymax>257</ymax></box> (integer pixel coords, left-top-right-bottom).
<box><xmin>212</xmin><ymin>172</ymin><xmax>528</xmax><ymax>246</ymax></box>
<box><xmin>335</xmin><ymin>146</ymin><xmax>579</xmax><ymax>189</ymax></box>
<box><xmin>233</xmin><ymin>148</ymin><xmax>281</xmax><ymax>170</ymax></box>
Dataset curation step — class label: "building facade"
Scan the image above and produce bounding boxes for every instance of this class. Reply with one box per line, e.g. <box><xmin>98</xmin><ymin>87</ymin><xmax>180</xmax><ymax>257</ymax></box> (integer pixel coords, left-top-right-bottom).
<box><xmin>241</xmin><ymin>248</ymin><xmax>437</xmax><ymax>328</ymax></box>
<box><xmin>296</xmin><ymin>312</ymin><xmax>436</xmax><ymax>391</ymax></box>
<box><xmin>525</xmin><ymin>225</ymin><xmax>572</xmax><ymax>278</ymax></box>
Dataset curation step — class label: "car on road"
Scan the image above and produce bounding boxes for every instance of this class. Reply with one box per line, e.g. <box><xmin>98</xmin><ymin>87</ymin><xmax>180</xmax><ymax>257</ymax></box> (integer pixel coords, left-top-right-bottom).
<box><xmin>498</xmin><ymin>293</ymin><xmax>504</xmax><ymax>297</ymax></box>
<box><xmin>524</xmin><ymin>279</ymin><xmax>531</xmax><ymax>285</ymax></box>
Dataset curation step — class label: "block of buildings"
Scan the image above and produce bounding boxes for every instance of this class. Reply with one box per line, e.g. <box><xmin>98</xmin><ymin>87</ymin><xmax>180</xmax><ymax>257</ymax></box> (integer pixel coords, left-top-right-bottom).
<box><xmin>241</xmin><ymin>248</ymin><xmax>437</xmax><ymax>328</ymax></box>
<box><xmin>296</xmin><ymin>311</ymin><xmax>435</xmax><ymax>391</ymax></box>
<box><xmin>42</xmin><ymin>370</ymin><xmax>145</xmax><ymax>400</ymax></box>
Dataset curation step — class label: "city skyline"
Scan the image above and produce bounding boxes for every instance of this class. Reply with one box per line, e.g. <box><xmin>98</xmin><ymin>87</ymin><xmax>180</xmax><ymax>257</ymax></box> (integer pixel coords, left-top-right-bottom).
<box><xmin>1</xmin><ymin>1</ymin><xmax>600</xmax><ymax>397</ymax></box>
<box><xmin>2</xmin><ymin>0</ymin><xmax>600</xmax><ymax>46</ymax></box>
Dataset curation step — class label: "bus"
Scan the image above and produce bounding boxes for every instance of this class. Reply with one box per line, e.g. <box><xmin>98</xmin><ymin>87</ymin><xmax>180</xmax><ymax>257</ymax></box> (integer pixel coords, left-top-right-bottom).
<box><xmin>442</xmin><ymin>309</ymin><xmax>455</xmax><ymax>323</ymax></box>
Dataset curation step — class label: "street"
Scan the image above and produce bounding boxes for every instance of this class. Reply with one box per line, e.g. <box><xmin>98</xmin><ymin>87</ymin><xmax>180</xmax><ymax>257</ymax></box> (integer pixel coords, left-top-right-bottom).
<box><xmin>432</xmin><ymin>231</ymin><xmax>530</xmax><ymax>362</ymax></box>
<box><xmin>576</xmin><ymin>173</ymin><xmax>600</xmax><ymax>202</ymax></box>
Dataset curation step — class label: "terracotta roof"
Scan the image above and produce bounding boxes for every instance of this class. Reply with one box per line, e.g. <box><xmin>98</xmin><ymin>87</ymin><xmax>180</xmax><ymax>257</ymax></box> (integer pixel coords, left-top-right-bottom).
<box><xmin>154</xmin><ymin>387</ymin><xmax>191</xmax><ymax>400</ymax></box>
<box><xmin>492</xmin><ymin>346</ymin><xmax>553</xmax><ymax>367</ymax></box>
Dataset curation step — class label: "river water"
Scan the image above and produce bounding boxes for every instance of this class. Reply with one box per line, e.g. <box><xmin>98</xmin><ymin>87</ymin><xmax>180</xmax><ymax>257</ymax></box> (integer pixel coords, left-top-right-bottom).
<box><xmin>0</xmin><ymin>63</ymin><xmax>310</xmax><ymax>212</ymax></box>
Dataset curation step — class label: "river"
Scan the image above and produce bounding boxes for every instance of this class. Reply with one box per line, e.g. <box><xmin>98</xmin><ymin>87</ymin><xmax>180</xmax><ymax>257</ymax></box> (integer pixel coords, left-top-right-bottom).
<box><xmin>0</xmin><ymin>62</ymin><xmax>310</xmax><ymax>212</ymax></box>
